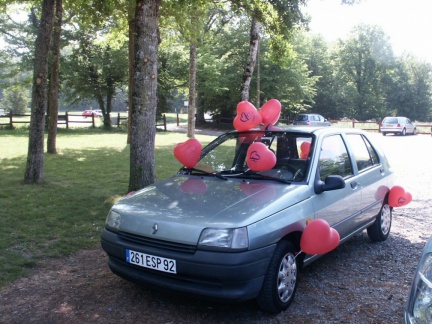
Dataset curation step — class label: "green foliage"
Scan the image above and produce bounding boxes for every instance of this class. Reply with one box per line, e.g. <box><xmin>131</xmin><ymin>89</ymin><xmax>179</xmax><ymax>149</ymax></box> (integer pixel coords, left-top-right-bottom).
<box><xmin>1</xmin><ymin>83</ymin><xmax>30</xmax><ymax>113</ymax></box>
<box><xmin>61</xmin><ymin>29</ymin><xmax>128</xmax><ymax>120</ymax></box>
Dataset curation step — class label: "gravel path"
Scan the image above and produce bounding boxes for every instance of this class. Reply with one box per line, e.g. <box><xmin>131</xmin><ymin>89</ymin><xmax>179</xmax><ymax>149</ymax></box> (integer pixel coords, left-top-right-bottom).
<box><xmin>0</xmin><ymin>133</ymin><xmax>431</xmax><ymax>323</ymax></box>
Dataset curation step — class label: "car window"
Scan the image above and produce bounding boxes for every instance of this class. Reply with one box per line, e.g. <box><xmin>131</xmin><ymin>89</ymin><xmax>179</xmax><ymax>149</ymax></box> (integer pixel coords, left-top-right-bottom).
<box><xmin>318</xmin><ymin>135</ymin><xmax>352</xmax><ymax>180</ymax></box>
<box><xmin>345</xmin><ymin>134</ymin><xmax>379</xmax><ymax>172</ymax></box>
<box><xmin>383</xmin><ymin>117</ymin><xmax>398</xmax><ymax>124</ymax></box>
<box><xmin>295</xmin><ymin>115</ymin><xmax>308</xmax><ymax>121</ymax></box>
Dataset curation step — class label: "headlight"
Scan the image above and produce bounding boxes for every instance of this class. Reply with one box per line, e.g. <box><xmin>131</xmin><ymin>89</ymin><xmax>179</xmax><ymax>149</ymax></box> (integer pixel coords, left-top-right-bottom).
<box><xmin>198</xmin><ymin>227</ymin><xmax>248</xmax><ymax>250</ymax></box>
<box><xmin>106</xmin><ymin>210</ymin><xmax>121</xmax><ymax>230</ymax></box>
<box><xmin>406</xmin><ymin>253</ymin><xmax>432</xmax><ymax>324</ymax></box>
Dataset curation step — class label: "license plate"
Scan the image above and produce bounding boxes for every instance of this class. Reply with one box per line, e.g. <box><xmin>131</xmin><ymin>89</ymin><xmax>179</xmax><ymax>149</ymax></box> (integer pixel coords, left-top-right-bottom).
<box><xmin>126</xmin><ymin>249</ymin><xmax>177</xmax><ymax>274</ymax></box>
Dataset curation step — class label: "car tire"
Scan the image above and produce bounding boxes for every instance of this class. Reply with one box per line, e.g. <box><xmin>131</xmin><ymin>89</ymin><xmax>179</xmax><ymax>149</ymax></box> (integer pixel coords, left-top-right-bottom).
<box><xmin>257</xmin><ymin>240</ymin><xmax>299</xmax><ymax>313</ymax></box>
<box><xmin>367</xmin><ymin>202</ymin><xmax>392</xmax><ymax>242</ymax></box>
<box><xmin>413</xmin><ymin>128</ymin><xmax>417</xmax><ymax>135</ymax></box>
<box><xmin>401</xmin><ymin>128</ymin><xmax>406</xmax><ymax>136</ymax></box>
<box><xmin>382</xmin><ymin>132</ymin><xmax>387</xmax><ymax>136</ymax></box>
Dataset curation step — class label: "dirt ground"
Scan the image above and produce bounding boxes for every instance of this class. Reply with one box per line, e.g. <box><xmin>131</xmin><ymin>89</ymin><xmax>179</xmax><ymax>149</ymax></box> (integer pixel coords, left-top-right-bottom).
<box><xmin>1</xmin><ymin>133</ymin><xmax>431</xmax><ymax>323</ymax></box>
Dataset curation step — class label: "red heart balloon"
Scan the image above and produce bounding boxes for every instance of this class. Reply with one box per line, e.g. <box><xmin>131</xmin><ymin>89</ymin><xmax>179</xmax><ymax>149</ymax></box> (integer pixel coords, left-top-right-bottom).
<box><xmin>388</xmin><ymin>185</ymin><xmax>412</xmax><ymax>207</ymax></box>
<box><xmin>300</xmin><ymin>141</ymin><xmax>311</xmax><ymax>158</ymax></box>
<box><xmin>300</xmin><ymin>219</ymin><xmax>340</xmax><ymax>255</ymax></box>
<box><xmin>180</xmin><ymin>178</ymin><xmax>207</xmax><ymax>194</ymax></box>
<box><xmin>233</xmin><ymin>101</ymin><xmax>262</xmax><ymax>131</ymax></box>
<box><xmin>260</xmin><ymin>99</ymin><xmax>281</xmax><ymax>127</ymax></box>
<box><xmin>246</xmin><ymin>142</ymin><xmax>276</xmax><ymax>171</ymax></box>
<box><xmin>173</xmin><ymin>139</ymin><xmax>202</xmax><ymax>168</ymax></box>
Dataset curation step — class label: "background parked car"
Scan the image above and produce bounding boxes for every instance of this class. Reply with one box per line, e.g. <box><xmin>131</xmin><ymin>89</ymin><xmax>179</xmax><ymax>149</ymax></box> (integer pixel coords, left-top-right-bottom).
<box><xmin>101</xmin><ymin>126</ymin><xmax>394</xmax><ymax>313</ymax></box>
<box><xmin>380</xmin><ymin>116</ymin><xmax>416</xmax><ymax>136</ymax></box>
<box><xmin>293</xmin><ymin>113</ymin><xmax>331</xmax><ymax>126</ymax></box>
<box><xmin>404</xmin><ymin>235</ymin><xmax>432</xmax><ymax>323</ymax></box>
<box><xmin>82</xmin><ymin>109</ymin><xmax>103</xmax><ymax>118</ymax></box>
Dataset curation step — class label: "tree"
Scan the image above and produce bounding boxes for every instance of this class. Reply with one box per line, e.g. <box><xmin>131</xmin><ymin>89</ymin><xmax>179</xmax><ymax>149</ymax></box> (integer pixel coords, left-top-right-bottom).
<box><xmin>62</xmin><ymin>33</ymin><xmax>128</xmax><ymax>128</ymax></box>
<box><xmin>24</xmin><ymin>0</ymin><xmax>55</xmax><ymax>184</ymax></box>
<box><xmin>0</xmin><ymin>84</ymin><xmax>30</xmax><ymax>114</ymax></box>
<box><xmin>240</xmin><ymin>18</ymin><xmax>260</xmax><ymax>101</ymax></box>
<box><xmin>336</xmin><ymin>24</ymin><xmax>394</xmax><ymax>120</ymax></box>
<box><xmin>47</xmin><ymin>0</ymin><xmax>62</xmax><ymax>154</ymax></box>
<box><xmin>129</xmin><ymin>0</ymin><xmax>161</xmax><ymax>191</ymax></box>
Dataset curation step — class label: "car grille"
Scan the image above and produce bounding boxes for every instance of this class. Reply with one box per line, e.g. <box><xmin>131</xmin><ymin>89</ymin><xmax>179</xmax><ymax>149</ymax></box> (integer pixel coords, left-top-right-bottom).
<box><xmin>117</xmin><ymin>231</ymin><xmax>197</xmax><ymax>254</ymax></box>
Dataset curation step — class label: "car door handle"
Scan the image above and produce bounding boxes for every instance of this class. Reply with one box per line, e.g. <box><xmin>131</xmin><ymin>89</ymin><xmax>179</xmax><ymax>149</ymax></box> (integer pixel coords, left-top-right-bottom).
<box><xmin>350</xmin><ymin>181</ymin><xmax>358</xmax><ymax>189</ymax></box>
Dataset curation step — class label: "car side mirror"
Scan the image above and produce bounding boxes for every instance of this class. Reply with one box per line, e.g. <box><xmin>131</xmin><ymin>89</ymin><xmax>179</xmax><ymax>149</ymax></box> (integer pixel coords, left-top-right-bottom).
<box><xmin>314</xmin><ymin>175</ymin><xmax>345</xmax><ymax>194</ymax></box>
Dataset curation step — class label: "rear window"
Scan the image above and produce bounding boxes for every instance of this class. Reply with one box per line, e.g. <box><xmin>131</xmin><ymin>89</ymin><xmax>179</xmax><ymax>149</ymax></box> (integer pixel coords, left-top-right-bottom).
<box><xmin>383</xmin><ymin>117</ymin><xmax>398</xmax><ymax>124</ymax></box>
<box><xmin>295</xmin><ymin>115</ymin><xmax>308</xmax><ymax>121</ymax></box>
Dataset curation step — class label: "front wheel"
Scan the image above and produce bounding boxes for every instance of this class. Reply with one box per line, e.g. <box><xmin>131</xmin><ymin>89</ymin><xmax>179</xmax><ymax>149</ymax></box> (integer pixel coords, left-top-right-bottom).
<box><xmin>367</xmin><ymin>202</ymin><xmax>392</xmax><ymax>242</ymax></box>
<box><xmin>257</xmin><ymin>240</ymin><xmax>299</xmax><ymax>313</ymax></box>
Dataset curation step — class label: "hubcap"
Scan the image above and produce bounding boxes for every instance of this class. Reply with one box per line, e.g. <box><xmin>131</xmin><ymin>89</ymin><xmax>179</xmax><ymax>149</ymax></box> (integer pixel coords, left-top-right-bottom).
<box><xmin>277</xmin><ymin>253</ymin><xmax>297</xmax><ymax>303</ymax></box>
<box><xmin>380</xmin><ymin>204</ymin><xmax>392</xmax><ymax>235</ymax></box>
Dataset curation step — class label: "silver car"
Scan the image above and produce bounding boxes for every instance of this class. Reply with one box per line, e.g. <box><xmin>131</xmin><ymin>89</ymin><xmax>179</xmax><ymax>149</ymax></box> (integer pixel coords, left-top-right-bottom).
<box><xmin>101</xmin><ymin>126</ymin><xmax>394</xmax><ymax>313</ymax></box>
<box><xmin>380</xmin><ymin>116</ymin><xmax>417</xmax><ymax>136</ymax></box>
<box><xmin>404</xmin><ymin>236</ymin><xmax>432</xmax><ymax>323</ymax></box>
<box><xmin>293</xmin><ymin>113</ymin><xmax>331</xmax><ymax>126</ymax></box>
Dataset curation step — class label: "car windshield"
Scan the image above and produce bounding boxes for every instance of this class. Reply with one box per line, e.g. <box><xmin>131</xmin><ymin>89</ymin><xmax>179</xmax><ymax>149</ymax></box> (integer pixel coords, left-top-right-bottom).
<box><xmin>180</xmin><ymin>131</ymin><xmax>314</xmax><ymax>183</ymax></box>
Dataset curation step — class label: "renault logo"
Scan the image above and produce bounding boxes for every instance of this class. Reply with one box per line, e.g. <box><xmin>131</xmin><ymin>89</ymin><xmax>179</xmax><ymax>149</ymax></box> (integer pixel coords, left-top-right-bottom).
<box><xmin>152</xmin><ymin>223</ymin><xmax>158</xmax><ymax>234</ymax></box>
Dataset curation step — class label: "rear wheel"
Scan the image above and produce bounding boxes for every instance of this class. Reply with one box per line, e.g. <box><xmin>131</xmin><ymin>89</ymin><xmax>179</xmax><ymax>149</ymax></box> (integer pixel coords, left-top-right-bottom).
<box><xmin>382</xmin><ymin>132</ymin><xmax>387</xmax><ymax>136</ymax></box>
<box><xmin>257</xmin><ymin>240</ymin><xmax>299</xmax><ymax>313</ymax></box>
<box><xmin>401</xmin><ymin>128</ymin><xmax>406</xmax><ymax>136</ymax></box>
<box><xmin>367</xmin><ymin>202</ymin><xmax>392</xmax><ymax>242</ymax></box>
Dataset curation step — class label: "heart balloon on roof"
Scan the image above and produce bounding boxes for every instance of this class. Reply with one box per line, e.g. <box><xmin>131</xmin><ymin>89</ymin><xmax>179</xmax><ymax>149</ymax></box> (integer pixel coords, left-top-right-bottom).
<box><xmin>260</xmin><ymin>99</ymin><xmax>281</xmax><ymax>127</ymax></box>
<box><xmin>233</xmin><ymin>101</ymin><xmax>262</xmax><ymax>131</ymax></box>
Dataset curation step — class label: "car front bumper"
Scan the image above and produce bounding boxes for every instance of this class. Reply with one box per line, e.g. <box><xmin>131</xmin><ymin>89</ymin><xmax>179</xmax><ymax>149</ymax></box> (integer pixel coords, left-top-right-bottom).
<box><xmin>101</xmin><ymin>228</ymin><xmax>276</xmax><ymax>302</ymax></box>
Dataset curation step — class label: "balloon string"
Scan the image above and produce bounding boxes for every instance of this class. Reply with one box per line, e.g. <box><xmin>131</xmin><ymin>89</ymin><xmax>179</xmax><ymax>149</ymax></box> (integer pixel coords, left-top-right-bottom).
<box><xmin>295</xmin><ymin>250</ymin><xmax>303</xmax><ymax>260</ymax></box>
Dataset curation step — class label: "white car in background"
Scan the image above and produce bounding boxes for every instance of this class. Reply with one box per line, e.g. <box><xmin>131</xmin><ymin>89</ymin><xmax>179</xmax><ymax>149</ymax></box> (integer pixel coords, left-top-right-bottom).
<box><xmin>380</xmin><ymin>117</ymin><xmax>416</xmax><ymax>136</ymax></box>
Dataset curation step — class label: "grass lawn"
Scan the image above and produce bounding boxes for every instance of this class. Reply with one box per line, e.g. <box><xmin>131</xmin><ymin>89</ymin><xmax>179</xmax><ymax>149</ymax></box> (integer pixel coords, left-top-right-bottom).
<box><xmin>0</xmin><ymin>127</ymin><xmax>215</xmax><ymax>288</ymax></box>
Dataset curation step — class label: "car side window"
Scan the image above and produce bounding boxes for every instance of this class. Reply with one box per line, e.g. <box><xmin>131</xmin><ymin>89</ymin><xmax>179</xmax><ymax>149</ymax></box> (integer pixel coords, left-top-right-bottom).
<box><xmin>318</xmin><ymin>135</ymin><xmax>353</xmax><ymax>180</ymax></box>
<box><xmin>346</xmin><ymin>134</ymin><xmax>380</xmax><ymax>172</ymax></box>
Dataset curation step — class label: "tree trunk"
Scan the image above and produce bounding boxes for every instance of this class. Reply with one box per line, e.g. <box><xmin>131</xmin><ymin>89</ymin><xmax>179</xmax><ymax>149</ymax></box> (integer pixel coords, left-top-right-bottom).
<box><xmin>24</xmin><ymin>0</ymin><xmax>55</xmax><ymax>184</ymax></box>
<box><xmin>127</xmin><ymin>0</ymin><xmax>136</xmax><ymax>144</ymax></box>
<box><xmin>47</xmin><ymin>0</ymin><xmax>62</xmax><ymax>154</ymax></box>
<box><xmin>240</xmin><ymin>18</ymin><xmax>260</xmax><ymax>102</ymax></box>
<box><xmin>129</xmin><ymin>0</ymin><xmax>160</xmax><ymax>191</ymax></box>
<box><xmin>187</xmin><ymin>43</ymin><xmax>197</xmax><ymax>138</ymax></box>
<box><xmin>104</xmin><ymin>80</ymin><xmax>114</xmax><ymax>128</ymax></box>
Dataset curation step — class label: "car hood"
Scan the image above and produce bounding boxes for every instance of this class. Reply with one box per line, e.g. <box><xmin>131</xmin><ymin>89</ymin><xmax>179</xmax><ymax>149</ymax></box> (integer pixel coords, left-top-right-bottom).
<box><xmin>111</xmin><ymin>175</ymin><xmax>311</xmax><ymax>244</ymax></box>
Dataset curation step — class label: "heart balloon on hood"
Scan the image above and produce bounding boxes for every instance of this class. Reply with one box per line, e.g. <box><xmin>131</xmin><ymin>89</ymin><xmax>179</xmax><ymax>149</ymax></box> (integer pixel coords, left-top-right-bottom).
<box><xmin>246</xmin><ymin>142</ymin><xmax>276</xmax><ymax>171</ymax></box>
<box><xmin>300</xmin><ymin>219</ymin><xmax>340</xmax><ymax>255</ymax></box>
<box><xmin>173</xmin><ymin>138</ymin><xmax>202</xmax><ymax>168</ymax></box>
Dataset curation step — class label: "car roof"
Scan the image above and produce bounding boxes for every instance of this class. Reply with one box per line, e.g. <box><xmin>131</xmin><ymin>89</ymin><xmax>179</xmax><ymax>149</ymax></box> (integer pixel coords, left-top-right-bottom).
<box><xmin>232</xmin><ymin>125</ymin><xmax>366</xmax><ymax>136</ymax></box>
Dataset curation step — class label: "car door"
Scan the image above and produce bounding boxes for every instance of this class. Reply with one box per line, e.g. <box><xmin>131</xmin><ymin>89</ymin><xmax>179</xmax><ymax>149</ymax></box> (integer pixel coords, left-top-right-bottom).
<box><xmin>405</xmin><ymin>119</ymin><xmax>414</xmax><ymax>134</ymax></box>
<box><xmin>311</xmin><ymin>134</ymin><xmax>362</xmax><ymax>239</ymax></box>
<box><xmin>344</xmin><ymin>133</ymin><xmax>387</xmax><ymax>224</ymax></box>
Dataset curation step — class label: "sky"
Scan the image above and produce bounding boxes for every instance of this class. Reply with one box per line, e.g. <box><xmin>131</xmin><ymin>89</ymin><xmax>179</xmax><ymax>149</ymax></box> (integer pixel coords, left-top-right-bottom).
<box><xmin>302</xmin><ymin>0</ymin><xmax>432</xmax><ymax>62</ymax></box>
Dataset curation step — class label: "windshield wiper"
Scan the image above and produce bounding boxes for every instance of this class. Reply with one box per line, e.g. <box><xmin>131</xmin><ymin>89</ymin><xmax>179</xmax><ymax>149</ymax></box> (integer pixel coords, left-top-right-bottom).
<box><xmin>181</xmin><ymin>167</ymin><xmax>228</xmax><ymax>180</ymax></box>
